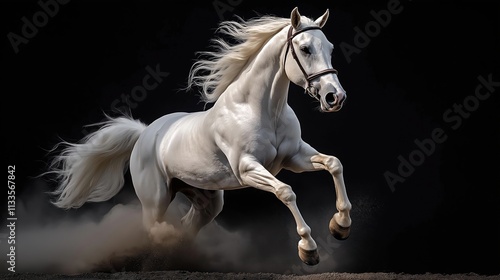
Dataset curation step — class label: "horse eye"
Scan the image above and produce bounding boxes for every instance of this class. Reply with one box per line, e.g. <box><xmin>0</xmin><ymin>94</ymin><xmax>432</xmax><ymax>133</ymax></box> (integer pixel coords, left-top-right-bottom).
<box><xmin>300</xmin><ymin>45</ymin><xmax>311</xmax><ymax>55</ymax></box>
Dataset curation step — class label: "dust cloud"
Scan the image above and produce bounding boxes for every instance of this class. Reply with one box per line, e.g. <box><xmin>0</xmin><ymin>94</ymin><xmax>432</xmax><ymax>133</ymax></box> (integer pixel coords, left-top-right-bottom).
<box><xmin>1</xmin><ymin>179</ymin><xmax>295</xmax><ymax>274</ymax></box>
<box><xmin>1</xmin><ymin>178</ymin><xmax>347</xmax><ymax>275</ymax></box>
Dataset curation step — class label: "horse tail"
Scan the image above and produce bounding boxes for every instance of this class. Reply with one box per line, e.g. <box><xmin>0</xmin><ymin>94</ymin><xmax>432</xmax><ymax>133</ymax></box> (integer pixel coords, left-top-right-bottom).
<box><xmin>48</xmin><ymin>115</ymin><xmax>147</xmax><ymax>209</ymax></box>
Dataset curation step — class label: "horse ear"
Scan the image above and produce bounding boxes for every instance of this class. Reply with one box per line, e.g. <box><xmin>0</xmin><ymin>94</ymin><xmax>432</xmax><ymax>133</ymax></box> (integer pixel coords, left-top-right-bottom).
<box><xmin>290</xmin><ymin>7</ymin><xmax>301</xmax><ymax>29</ymax></box>
<box><xmin>314</xmin><ymin>9</ymin><xmax>330</xmax><ymax>28</ymax></box>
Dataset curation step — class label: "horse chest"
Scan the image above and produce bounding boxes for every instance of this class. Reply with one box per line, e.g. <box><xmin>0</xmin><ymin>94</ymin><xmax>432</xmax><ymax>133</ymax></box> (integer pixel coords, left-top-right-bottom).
<box><xmin>242</xmin><ymin>127</ymin><xmax>296</xmax><ymax>174</ymax></box>
<box><xmin>212</xmin><ymin>102</ymin><xmax>301</xmax><ymax>174</ymax></box>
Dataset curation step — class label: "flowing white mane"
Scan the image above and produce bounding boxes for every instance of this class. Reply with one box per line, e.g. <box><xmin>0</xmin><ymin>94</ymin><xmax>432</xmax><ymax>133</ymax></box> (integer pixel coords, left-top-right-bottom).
<box><xmin>187</xmin><ymin>16</ymin><xmax>298</xmax><ymax>103</ymax></box>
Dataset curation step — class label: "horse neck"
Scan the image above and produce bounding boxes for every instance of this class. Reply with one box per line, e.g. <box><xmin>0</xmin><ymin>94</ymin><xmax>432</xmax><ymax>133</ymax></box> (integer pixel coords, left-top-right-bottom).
<box><xmin>228</xmin><ymin>27</ymin><xmax>290</xmax><ymax>119</ymax></box>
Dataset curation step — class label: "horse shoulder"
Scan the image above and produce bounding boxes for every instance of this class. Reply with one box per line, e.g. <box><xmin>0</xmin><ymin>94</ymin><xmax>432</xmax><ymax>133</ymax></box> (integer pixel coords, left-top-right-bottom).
<box><xmin>277</xmin><ymin>106</ymin><xmax>302</xmax><ymax>143</ymax></box>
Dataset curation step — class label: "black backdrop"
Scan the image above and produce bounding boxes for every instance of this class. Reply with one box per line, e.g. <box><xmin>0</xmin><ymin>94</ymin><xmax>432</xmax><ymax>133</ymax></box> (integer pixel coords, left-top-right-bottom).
<box><xmin>2</xmin><ymin>0</ymin><xmax>499</xmax><ymax>275</ymax></box>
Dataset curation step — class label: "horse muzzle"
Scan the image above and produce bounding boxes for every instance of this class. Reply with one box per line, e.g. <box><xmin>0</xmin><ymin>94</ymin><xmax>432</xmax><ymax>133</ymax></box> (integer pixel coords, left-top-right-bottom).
<box><xmin>321</xmin><ymin>91</ymin><xmax>346</xmax><ymax>112</ymax></box>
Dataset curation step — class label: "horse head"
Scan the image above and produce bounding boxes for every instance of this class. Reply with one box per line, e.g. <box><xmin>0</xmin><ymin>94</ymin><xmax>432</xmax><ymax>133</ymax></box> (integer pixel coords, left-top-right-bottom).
<box><xmin>284</xmin><ymin>7</ymin><xmax>347</xmax><ymax>112</ymax></box>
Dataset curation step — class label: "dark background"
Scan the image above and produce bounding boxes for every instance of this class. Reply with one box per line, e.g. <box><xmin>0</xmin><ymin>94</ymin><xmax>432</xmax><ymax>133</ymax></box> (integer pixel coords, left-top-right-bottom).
<box><xmin>2</xmin><ymin>0</ymin><xmax>499</xmax><ymax>276</ymax></box>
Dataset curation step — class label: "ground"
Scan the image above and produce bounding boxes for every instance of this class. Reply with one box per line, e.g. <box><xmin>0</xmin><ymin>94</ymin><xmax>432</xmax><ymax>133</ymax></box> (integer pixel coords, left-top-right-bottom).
<box><xmin>2</xmin><ymin>271</ymin><xmax>499</xmax><ymax>280</ymax></box>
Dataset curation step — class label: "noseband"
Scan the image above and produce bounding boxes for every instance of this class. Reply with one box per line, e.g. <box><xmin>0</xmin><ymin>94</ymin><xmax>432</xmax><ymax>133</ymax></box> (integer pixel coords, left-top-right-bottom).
<box><xmin>284</xmin><ymin>26</ymin><xmax>338</xmax><ymax>101</ymax></box>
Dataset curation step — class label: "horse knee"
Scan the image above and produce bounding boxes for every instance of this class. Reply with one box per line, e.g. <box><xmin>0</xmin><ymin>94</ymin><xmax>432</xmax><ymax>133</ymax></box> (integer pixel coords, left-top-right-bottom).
<box><xmin>276</xmin><ymin>185</ymin><xmax>296</xmax><ymax>205</ymax></box>
<box><xmin>327</xmin><ymin>156</ymin><xmax>343</xmax><ymax>175</ymax></box>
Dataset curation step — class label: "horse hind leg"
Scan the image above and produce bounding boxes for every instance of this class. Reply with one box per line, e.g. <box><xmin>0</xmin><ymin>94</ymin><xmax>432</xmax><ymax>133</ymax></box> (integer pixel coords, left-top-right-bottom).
<box><xmin>141</xmin><ymin>187</ymin><xmax>178</xmax><ymax>245</ymax></box>
<box><xmin>130</xmin><ymin>151</ymin><xmax>178</xmax><ymax>244</ymax></box>
<box><xmin>177</xmin><ymin>186</ymin><xmax>224</xmax><ymax>239</ymax></box>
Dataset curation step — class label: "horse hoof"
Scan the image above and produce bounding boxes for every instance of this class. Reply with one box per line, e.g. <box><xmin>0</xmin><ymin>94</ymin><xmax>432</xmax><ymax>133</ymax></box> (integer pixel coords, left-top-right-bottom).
<box><xmin>298</xmin><ymin>245</ymin><xmax>319</xmax><ymax>266</ymax></box>
<box><xmin>329</xmin><ymin>217</ymin><xmax>350</xmax><ymax>240</ymax></box>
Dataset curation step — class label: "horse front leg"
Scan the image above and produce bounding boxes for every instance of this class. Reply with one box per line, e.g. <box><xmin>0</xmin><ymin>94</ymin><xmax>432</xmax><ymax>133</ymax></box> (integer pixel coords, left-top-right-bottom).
<box><xmin>285</xmin><ymin>141</ymin><xmax>352</xmax><ymax>240</ymax></box>
<box><xmin>236</xmin><ymin>156</ymin><xmax>320</xmax><ymax>265</ymax></box>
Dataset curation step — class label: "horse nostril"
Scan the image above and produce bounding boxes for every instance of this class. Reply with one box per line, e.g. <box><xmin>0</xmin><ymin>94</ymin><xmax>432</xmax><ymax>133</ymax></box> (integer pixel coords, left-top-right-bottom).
<box><xmin>325</xmin><ymin>92</ymin><xmax>337</xmax><ymax>106</ymax></box>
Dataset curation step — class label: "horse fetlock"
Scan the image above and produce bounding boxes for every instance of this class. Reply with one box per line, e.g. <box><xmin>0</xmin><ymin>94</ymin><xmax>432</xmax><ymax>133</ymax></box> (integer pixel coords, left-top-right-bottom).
<box><xmin>297</xmin><ymin>225</ymin><xmax>312</xmax><ymax>238</ymax></box>
<box><xmin>336</xmin><ymin>201</ymin><xmax>352</xmax><ymax>212</ymax></box>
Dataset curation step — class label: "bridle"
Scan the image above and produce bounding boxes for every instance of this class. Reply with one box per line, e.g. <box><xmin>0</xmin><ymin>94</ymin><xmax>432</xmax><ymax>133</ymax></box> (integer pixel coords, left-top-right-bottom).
<box><xmin>284</xmin><ymin>25</ymin><xmax>338</xmax><ymax>101</ymax></box>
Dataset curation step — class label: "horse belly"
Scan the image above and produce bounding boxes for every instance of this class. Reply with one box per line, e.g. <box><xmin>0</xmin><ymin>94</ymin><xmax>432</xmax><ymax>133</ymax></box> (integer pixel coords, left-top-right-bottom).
<box><xmin>169</xmin><ymin>150</ymin><xmax>241</xmax><ymax>190</ymax></box>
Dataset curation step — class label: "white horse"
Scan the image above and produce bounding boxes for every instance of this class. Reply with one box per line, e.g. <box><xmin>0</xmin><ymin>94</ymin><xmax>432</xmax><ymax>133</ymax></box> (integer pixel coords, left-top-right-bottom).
<box><xmin>48</xmin><ymin>7</ymin><xmax>352</xmax><ymax>265</ymax></box>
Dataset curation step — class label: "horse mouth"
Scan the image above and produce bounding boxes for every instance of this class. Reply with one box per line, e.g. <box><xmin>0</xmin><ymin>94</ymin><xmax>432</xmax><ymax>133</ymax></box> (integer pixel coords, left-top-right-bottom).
<box><xmin>320</xmin><ymin>100</ymin><xmax>343</xmax><ymax>112</ymax></box>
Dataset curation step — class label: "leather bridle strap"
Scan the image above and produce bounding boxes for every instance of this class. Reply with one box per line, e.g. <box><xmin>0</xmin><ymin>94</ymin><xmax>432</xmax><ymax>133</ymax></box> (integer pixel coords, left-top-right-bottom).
<box><xmin>284</xmin><ymin>25</ymin><xmax>338</xmax><ymax>100</ymax></box>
